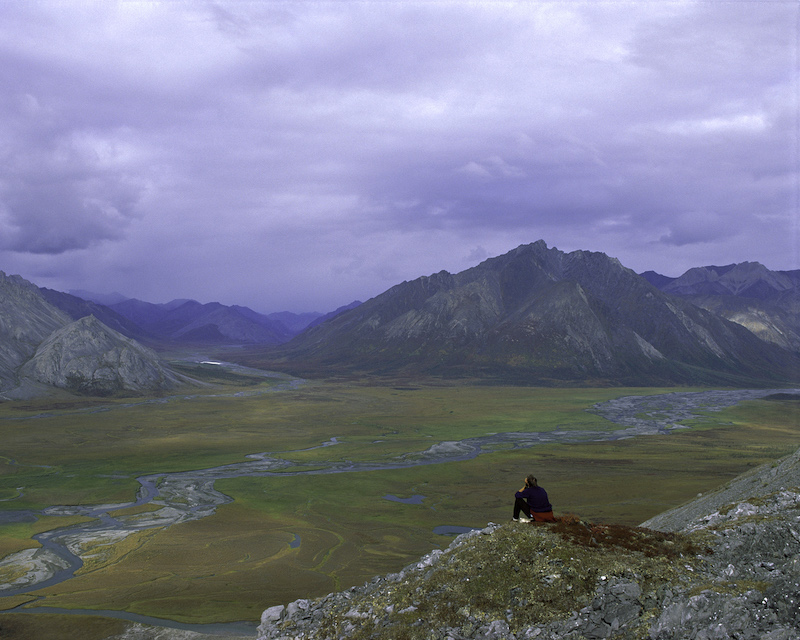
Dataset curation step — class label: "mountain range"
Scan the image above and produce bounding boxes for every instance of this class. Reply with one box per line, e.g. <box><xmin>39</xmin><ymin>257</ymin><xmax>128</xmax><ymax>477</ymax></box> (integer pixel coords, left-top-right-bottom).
<box><xmin>46</xmin><ymin>291</ymin><xmax>355</xmax><ymax>346</ymax></box>
<box><xmin>641</xmin><ymin>262</ymin><xmax>800</xmax><ymax>352</ymax></box>
<box><xmin>1</xmin><ymin>240</ymin><xmax>799</xmax><ymax>397</ymax></box>
<box><xmin>20</xmin><ymin>315</ymin><xmax>187</xmax><ymax>396</ymax></box>
<box><xmin>0</xmin><ymin>273</ymin><xmax>360</xmax><ymax>397</ymax></box>
<box><xmin>243</xmin><ymin>241</ymin><xmax>800</xmax><ymax>386</ymax></box>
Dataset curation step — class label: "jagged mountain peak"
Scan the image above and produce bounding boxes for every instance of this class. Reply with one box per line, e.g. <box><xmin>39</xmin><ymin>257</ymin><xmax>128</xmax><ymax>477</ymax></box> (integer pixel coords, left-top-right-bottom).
<box><xmin>0</xmin><ymin>270</ymin><xmax>36</xmax><ymax>290</ymax></box>
<box><xmin>260</xmin><ymin>242</ymin><xmax>798</xmax><ymax>385</ymax></box>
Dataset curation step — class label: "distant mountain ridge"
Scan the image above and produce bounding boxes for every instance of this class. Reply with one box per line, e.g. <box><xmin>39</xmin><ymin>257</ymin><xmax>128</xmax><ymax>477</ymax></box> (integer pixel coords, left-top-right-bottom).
<box><xmin>68</xmin><ymin>289</ymin><xmax>129</xmax><ymax>306</ymax></box>
<box><xmin>249</xmin><ymin>241</ymin><xmax>800</xmax><ymax>385</ymax></box>
<box><xmin>108</xmin><ymin>298</ymin><xmax>294</xmax><ymax>344</ymax></box>
<box><xmin>641</xmin><ymin>262</ymin><xmax>800</xmax><ymax>299</ymax></box>
<box><xmin>101</xmin><ymin>298</ymin><xmax>346</xmax><ymax>345</ymax></box>
<box><xmin>4</xmin><ymin>243</ymin><xmax>799</xmax><ymax>395</ymax></box>
<box><xmin>642</xmin><ymin>262</ymin><xmax>800</xmax><ymax>352</ymax></box>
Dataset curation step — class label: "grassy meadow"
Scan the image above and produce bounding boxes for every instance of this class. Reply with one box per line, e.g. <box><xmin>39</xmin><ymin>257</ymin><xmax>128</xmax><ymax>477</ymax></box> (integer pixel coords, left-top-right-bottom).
<box><xmin>0</xmin><ymin>367</ymin><xmax>798</xmax><ymax>631</ymax></box>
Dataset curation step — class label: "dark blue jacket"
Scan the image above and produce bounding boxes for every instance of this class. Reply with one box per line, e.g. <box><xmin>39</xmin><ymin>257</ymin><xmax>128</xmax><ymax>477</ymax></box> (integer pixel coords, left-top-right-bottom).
<box><xmin>515</xmin><ymin>485</ymin><xmax>552</xmax><ymax>512</ymax></box>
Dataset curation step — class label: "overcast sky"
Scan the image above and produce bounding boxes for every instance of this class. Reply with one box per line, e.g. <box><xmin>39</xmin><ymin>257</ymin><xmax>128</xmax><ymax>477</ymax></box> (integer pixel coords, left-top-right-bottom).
<box><xmin>0</xmin><ymin>1</ymin><xmax>797</xmax><ymax>313</ymax></box>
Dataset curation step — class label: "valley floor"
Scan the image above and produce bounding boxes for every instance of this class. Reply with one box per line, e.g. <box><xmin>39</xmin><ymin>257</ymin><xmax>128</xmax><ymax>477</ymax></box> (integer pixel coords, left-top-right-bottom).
<box><xmin>0</xmin><ymin>372</ymin><xmax>797</xmax><ymax>638</ymax></box>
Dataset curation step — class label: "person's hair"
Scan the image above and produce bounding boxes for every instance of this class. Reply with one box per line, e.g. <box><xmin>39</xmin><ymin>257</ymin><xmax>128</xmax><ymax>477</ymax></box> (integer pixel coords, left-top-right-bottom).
<box><xmin>526</xmin><ymin>474</ymin><xmax>538</xmax><ymax>488</ymax></box>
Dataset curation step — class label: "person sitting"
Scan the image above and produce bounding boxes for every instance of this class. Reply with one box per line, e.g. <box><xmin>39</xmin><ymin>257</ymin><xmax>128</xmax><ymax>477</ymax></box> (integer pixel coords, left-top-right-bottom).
<box><xmin>513</xmin><ymin>474</ymin><xmax>555</xmax><ymax>522</ymax></box>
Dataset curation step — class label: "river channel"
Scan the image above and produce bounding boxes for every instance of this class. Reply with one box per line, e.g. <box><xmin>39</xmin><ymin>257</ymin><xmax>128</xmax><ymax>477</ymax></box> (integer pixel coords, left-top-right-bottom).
<box><xmin>0</xmin><ymin>385</ymin><xmax>796</xmax><ymax>634</ymax></box>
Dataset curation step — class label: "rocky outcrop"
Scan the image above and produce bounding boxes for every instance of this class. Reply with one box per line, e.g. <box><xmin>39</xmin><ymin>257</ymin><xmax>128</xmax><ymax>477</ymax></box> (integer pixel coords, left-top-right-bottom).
<box><xmin>256</xmin><ymin>446</ymin><xmax>800</xmax><ymax>640</ymax></box>
<box><xmin>642</xmin><ymin>441</ymin><xmax>800</xmax><ymax>533</ymax></box>
<box><xmin>19</xmin><ymin>315</ymin><xmax>184</xmax><ymax>395</ymax></box>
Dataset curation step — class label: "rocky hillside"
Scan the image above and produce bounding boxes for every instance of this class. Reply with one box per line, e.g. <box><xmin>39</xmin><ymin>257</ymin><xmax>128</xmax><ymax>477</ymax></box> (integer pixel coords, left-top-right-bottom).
<box><xmin>642</xmin><ymin>262</ymin><xmax>800</xmax><ymax>352</ymax></box>
<box><xmin>252</xmin><ymin>241</ymin><xmax>800</xmax><ymax>385</ymax></box>
<box><xmin>256</xmin><ymin>446</ymin><xmax>800</xmax><ymax>640</ymax></box>
<box><xmin>19</xmin><ymin>315</ymin><xmax>187</xmax><ymax>396</ymax></box>
<box><xmin>0</xmin><ymin>271</ymin><xmax>72</xmax><ymax>391</ymax></box>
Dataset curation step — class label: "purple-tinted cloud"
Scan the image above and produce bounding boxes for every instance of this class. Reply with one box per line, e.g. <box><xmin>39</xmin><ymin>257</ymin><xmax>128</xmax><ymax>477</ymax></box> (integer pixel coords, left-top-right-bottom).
<box><xmin>0</xmin><ymin>1</ymin><xmax>795</xmax><ymax>311</ymax></box>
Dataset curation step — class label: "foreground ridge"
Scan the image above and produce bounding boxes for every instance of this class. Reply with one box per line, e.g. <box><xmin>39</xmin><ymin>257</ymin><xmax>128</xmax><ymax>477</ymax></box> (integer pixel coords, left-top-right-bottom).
<box><xmin>257</xmin><ymin>449</ymin><xmax>800</xmax><ymax>640</ymax></box>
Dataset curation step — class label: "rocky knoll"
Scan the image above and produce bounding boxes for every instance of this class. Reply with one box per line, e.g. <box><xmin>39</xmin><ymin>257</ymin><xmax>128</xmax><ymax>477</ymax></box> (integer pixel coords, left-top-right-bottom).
<box><xmin>0</xmin><ymin>271</ymin><xmax>71</xmax><ymax>391</ymax></box>
<box><xmin>256</xmin><ymin>447</ymin><xmax>800</xmax><ymax>640</ymax></box>
<box><xmin>19</xmin><ymin>315</ymin><xmax>185</xmax><ymax>395</ymax></box>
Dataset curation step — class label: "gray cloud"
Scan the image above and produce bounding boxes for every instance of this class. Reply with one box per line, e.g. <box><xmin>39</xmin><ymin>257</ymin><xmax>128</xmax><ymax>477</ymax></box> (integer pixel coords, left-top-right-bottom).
<box><xmin>0</xmin><ymin>1</ymin><xmax>795</xmax><ymax>311</ymax></box>
<box><xmin>0</xmin><ymin>101</ymin><xmax>147</xmax><ymax>254</ymax></box>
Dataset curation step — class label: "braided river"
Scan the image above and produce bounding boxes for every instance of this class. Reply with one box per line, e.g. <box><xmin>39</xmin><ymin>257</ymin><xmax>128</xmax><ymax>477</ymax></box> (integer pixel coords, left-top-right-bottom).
<box><xmin>0</xmin><ymin>384</ymin><xmax>796</xmax><ymax>634</ymax></box>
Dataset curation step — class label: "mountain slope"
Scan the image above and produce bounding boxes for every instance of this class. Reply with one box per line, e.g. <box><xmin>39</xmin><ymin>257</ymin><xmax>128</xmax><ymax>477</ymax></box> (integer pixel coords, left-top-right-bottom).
<box><xmin>257</xmin><ymin>241</ymin><xmax>799</xmax><ymax>385</ymax></box>
<box><xmin>0</xmin><ymin>272</ymin><xmax>72</xmax><ymax>391</ymax></box>
<box><xmin>643</xmin><ymin>262</ymin><xmax>800</xmax><ymax>351</ymax></box>
<box><xmin>19</xmin><ymin>315</ymin><xmax>186</xmax><ymax>395</ymax></box>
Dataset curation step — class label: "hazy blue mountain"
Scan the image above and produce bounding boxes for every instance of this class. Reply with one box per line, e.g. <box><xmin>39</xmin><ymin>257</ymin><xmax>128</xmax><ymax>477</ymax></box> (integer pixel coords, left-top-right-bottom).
<box><xmin>40</xmin><ymin>288</ymin><xmax>145</xmax><ymax>340</ymax></box>
<box><xmin>60</xmin><ymin>290</ymin><xmax>359</xmax><ymax>346</ymax></box>
<box><xmin>642</xmin><ymin>262</ymin><xmax>800</xmax><ymax>351</ymax></box>
<box><xmin>639</xmin><ymin>270</ymin><xmax>675</xmax><ymax>290</ymax></box>
<box><xmin>107</xmin><ymin>298</ymin><xmax>172</xmax><ymax>330</ymax></box>
<box><xmin>67</xmin><ymin>289</ymin><xmax>129</xmax><ymax>306</ymax></box>
<box><xmin>109</xmin><ymin>298</ymin><xmax>293</xmax><ymax>344</ymax></box>
<box><xmin>163</xmin><ymin>301</ymin><xmax>293</xmax><ymax>344</ymax></box>
<box><xmin>251</xmin><ymin>241</ymin><xmax>800</xmax><ymax>385</ymax></box>
<box><xmin>265</xmin><ymin>310</ymin><xmax>324</xmax><ymax>334</ymax></box>
<box><xmin>643</xmin><ymin>262</ymin><xmax>800</xmax><ymax>300</ymax></box>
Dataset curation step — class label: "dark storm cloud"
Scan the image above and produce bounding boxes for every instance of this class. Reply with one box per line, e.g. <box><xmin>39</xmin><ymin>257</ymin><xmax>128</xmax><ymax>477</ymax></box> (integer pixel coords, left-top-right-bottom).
<box><xmin>0</xmin><ymin>1</ymin><xmax>795</xmax><ymax>310</ymax></box>
<box><xmin>0</xmin><ymin>92</ymin><xmax>146</xmax><ymax>254</ymax></box>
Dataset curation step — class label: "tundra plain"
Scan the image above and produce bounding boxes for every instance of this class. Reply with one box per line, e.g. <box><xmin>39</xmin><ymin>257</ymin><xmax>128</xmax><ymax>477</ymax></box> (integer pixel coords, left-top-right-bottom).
<box><xmin>0</xmin><ymin>363</ymin><xmax>798</xmax><ymax>637</ymax></box>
